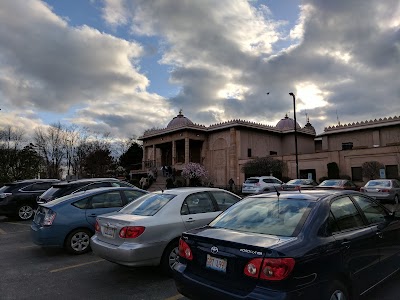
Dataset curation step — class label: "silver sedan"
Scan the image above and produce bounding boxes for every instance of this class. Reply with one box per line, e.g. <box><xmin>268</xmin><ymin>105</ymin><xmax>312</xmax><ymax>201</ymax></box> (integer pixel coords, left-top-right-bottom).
<box><xmin>360</xmin><ymin>179</ymin><xmax>400</xmax><ymax>204</ymax></box>
<box><xmin>90</xmin><ymin>187</ymin><xmax>241</xmax><ymax>274</ymax></box>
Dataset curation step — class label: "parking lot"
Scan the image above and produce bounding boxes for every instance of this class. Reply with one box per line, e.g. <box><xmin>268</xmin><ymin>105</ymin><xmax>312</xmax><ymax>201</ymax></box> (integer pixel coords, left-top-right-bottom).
<box><xmin>1</xmin><ymin>209</ymin><xmax>400</xmax><ymax>300</ymax></box>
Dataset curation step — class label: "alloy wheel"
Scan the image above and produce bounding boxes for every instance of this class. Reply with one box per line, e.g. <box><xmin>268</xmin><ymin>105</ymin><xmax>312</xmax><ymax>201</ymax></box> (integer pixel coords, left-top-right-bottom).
<box><xmin>330</xmin><ymin>290</ymin><xmax>346</xmax><ymax>300</ymax></box>
<box><xmin>18</xmin><ymin>205</ymin><xmax>34</xmax><ymax>220</ymax></box>
<box><xmin>70</xmin><ymin>231</ymin><xmax>90</xmax><ymax>253</ymax></box>
<box><xmin>168</xmin><ymin>246</ymin><xmax>179</xmax><ymax>270</ymax></box>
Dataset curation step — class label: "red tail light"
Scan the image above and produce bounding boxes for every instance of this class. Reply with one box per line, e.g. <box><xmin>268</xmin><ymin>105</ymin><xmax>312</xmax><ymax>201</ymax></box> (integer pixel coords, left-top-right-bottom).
<box><xmin>178</xmin><ymin>238</ymin><xmax>193</xmax><ymax>260</ymax></box>
<box><xmin>119</xmin><ymin>226</ymin><xmax>145</xmax><ymax>238</ymax></box>
<box><xmin>379</xmin><ymin>189</ymin><xmax>390</xmax><ymax>193</ymax></box>
<box><xmin>95</xmin><ymin>220</ymin><xmax>100</xmax><ymax>232</ymax></box>
<box><xmin>244</xmin><ymin>258</ymin><xmax>295</xmax><ymax>281</ymax></box>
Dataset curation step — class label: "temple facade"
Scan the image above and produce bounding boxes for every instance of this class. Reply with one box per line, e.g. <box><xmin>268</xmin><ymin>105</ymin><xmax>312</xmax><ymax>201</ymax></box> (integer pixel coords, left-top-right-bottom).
<box><xmin>138</xmin><ymin>111</ymin><xmax>400</xmax><ymax>186</ymax></box>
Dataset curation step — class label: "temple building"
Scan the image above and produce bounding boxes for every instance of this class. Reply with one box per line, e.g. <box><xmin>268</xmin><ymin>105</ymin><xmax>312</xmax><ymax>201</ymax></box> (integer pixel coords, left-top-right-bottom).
<box><xmin>138</xmin><ymin>111</ymin><xmax>400</xmax><ymax>186</ymax></box>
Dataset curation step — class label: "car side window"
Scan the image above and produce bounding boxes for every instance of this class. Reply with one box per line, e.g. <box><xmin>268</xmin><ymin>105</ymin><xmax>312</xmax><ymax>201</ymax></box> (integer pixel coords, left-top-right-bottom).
<box><xmin>330</xmin><ymin>196</ymin><xmax>364</xmax><ymax>232</ymax></box>
<box><xmin>123</xmin><ymin>190</ymin><xmax>146</xmax><ymax>203</ymax></box>
<box><xmin>89</xmin><ymin>191</ymin><xmax>123</xmax><ymax>209</ymax></box>
<box><xmin>352</xmin><ymin>195</ymin><xmax>387</xmax><ymax>224</ymax></box>
<box><xmin>263</xmin><ymin>179</ymin><xmax>273</xmax><ymax>183</ymax></box>
<box><xmin>211</xmin><ymin>191</ymin><xmax>240</xmax><ymax>211</ymax></box>
<box><xmin>22</xmin><ymin>182</ymin><xmax>53</xmax><ymax>192</ymax></box>
<box><xmin>72</xmin><ymin>198</ymin><xmax>89</xmax><ymax>209</ymax></box>
<box><xmin>393</xmin><ymin>181</ymin><xmax>400</xmax><ymax>188</ymax></box>
<box><xmin>181</xmin><ymin>192</ymin><xmax>216</xmax><ymax>215</ymax></box>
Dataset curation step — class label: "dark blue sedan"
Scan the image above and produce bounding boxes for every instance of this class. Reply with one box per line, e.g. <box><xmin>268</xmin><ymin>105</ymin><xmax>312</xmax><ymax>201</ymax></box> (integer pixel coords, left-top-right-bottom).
<box><xmin>173</xmin><ymin>190</ymin><xmax>400</xmax><ymax>300</ymax></box>
<box><xmin>31</xmin><ymin>187</ymin><xmax>147</xmax><ymax>254</ymax></box>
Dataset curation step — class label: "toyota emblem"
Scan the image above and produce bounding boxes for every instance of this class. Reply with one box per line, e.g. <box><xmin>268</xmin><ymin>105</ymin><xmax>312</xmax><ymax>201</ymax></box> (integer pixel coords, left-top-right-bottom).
<box><xmin>211</xmin><ymin>246</ymin><xmax>218</xmax><ymax>254</ymax></box>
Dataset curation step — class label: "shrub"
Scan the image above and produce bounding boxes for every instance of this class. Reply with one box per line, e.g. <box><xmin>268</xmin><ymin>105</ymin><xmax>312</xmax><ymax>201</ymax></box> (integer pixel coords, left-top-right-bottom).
<box><xmin>362</xmin><ymin>161</ymin><xmax>384</xmax><ymax>180</ymax></box>
<box><xmin>327</xmin><ymin>162</ymin><xmax>340</xmax><ymax>179</ymax></box>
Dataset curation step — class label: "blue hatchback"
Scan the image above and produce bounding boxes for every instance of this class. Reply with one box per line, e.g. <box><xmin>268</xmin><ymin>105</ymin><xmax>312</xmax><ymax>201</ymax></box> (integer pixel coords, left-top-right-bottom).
<box><xmin>31</xmin><ymin>187</ymin><xmax>147</xmax><ymax>254</ymax></box>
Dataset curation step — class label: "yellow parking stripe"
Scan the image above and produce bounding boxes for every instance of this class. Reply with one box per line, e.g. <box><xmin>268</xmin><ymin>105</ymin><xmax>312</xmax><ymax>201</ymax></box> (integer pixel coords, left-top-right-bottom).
<box><xmin>50</xmin><ymin>259</ymin><xmax>105</xmax><ymax>273</ymax></box>
<box><xmin>165</xmin><ymin>294</ymin><xmax>184</xmax><ymax>300</ymax></box>
<box><xmin>0</xmin><ymin>228</ymin><xmax>6</xmax><ymax>235</ymax></box>
<box><xmin>5</xmin><ymin>222</ymin><xmax>32</xmax><ymax>226</ymax></box>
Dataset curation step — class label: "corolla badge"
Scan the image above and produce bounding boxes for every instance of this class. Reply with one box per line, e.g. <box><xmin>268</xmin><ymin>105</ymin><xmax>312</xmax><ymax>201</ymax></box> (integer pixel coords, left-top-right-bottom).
<box><xmin>211</xmin><ymin>246</ymin><xmax>219</xmax><ymax>254</ymax></box>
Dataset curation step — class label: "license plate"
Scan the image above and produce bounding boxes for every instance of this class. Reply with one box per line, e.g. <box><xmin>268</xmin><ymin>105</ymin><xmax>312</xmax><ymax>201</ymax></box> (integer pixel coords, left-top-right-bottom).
<box><xmin>103</xmin><ymin>226</ymin><xmax>116</xmax><ymax>238</ymax></box>
<box><xmin>206</xmin><ymin>254</ymin><xmax>227</xmax><ymax>272</ymax></box>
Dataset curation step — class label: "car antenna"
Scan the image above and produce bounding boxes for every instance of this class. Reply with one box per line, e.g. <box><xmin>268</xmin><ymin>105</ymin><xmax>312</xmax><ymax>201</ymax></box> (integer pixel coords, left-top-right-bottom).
<box><xmin>273</xmin><ymin>185</ymin><xmax>280</xmax><ymax>199</ymax></box>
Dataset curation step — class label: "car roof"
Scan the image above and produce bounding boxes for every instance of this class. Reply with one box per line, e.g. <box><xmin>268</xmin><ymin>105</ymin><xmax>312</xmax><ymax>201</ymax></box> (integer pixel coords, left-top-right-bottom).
<box><xmin>51</xmin><ymin>178</ymin><xmax>121</xmax><ymax>187</ymax></box>
<box><xmin>246</xmin><ymin>189</ymin><xmax>361</xmax><ymax>202</ymax></box>
<box><xmin>7</xmin><ymin>179</ymin><xmax>59</xmax><ymax>185</ymax></box>
<box><xmin>151</xmin><ymin>187</ymin><xmax>234</xmax><ymax>195</ymax></box>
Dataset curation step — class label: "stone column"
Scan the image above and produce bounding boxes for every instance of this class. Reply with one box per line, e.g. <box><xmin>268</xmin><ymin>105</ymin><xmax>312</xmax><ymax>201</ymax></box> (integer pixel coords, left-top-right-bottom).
<box><xmin>172</xmin><ymin>140</ymin><xmax>176</xmax><ymax>165</ymax></box>
<box><xmin>229</xmin><ymin>128</ymin><xmax>237</xmax><ymax>188</ymax></box>
<box><xmin>152</xmin><ymin>145</ymin><xmax>156</xmax><ymax>167</ymax></box>
<box><xmin>185</xmin><ymin>138</ymin><xmax>190</xmax><ymax>164</ymax></box>
<box><xmin>142</xmin><ymin>146</ymin><xmax>146</xmax><ymax>170</ymax></box>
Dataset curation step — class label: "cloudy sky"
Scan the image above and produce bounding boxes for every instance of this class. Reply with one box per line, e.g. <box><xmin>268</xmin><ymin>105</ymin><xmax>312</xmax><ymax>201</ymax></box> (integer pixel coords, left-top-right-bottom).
<box><xmin>0</xmin><ymin>0</ymin><xmax>399</xmax><ymax>139</ymax></box>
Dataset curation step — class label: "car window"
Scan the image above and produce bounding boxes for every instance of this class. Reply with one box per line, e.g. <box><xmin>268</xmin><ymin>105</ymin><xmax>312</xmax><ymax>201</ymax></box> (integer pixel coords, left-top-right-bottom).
<box><xmin>211</xmin><ymin>191</ymin><xmax>240</xmax><ymax>211</ymax></box>
<box><xmin>181</xmin><ymin>192</ymin><xmax>216</xmax><ymax>215</ymax></box>
<box><xmin>79</xmin><ymin>182</ymin><xmax>111</xmax><ymax>192</ymax></box>
<box><xmin>72</xmin><ymin>198</ymin><xmax>89</xmax><ymax>209</ymax></box>
<box><xmin>111</xmin><ymin>181</ymin><xmax>133</xmax><ymax>188</ymax></box>
<box><xmin>123</xmin><ymin>190</ymin><xmax>146</xmax><ymax>203</ymax></box>
<box><xmin>120</xmin><ymin>193</ymin><xmax>175</xmax><ymax>216</ymax></box>
<box><xmin>263</xmin><ymin>179</ymin><xmax>274</xmax><ymax>183</ymax></box>
<box><xmin>245</xmin><ymin>179</ymin><xmax>259</xmax><ymax>184</ymax></box>
<box><xmin>320</xmin><ymin>180</ymin><xmax>341</xmax><ymax>187</ymax></box>
<box><xmin>22</xmin><ymin>182</ymin><xmax>54</xmax><ymax>191</ymax></box>
<box><xmin>273</xmin><ymin>179</ymin><xmax>282</xmax><ymax>184</ymax></box>
<box><xmin>366</xmin><ymin>180</ymin><xmax>391</xmax><ymax>187</ymax></box>
<box><xmin>352</xmin><ymin>195</ymin><xmax>387</xmax><ymax>224</ymax></box>
<box><xmin>393</xmin><ymin>181</ymin><xmax>400</xmax><ymax>188</ymax></box>
<box><xmin>209</xmin><ymin>197</ymin><xmax>313</xmax><ymax>237</ymax></box>
<box><xmin>330</xmin><ymin>196</ymin><xmax>364</xmax><ymax>232</ymax></box>
<box><xmin>89</xmin><ymin>191</ymin><xmax>123</xmax><ymax>209</ymax></box>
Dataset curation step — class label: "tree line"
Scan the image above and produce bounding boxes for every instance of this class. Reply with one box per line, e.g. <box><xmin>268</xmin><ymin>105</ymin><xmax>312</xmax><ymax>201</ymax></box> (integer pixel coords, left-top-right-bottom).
<box><xmin>0</xmin><ymin>123</ymin><xmax>143</xmax><ymax>184</ymax></box>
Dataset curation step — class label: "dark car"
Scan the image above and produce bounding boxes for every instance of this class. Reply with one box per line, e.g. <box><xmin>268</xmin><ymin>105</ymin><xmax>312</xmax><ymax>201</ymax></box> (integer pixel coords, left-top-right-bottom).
<box><xmin>317</xmin><ymin>179</ymin><xmax>359</xmax><ymax>191</ymax></box>
<box><xmin>0</xmin><ymin>179</ymin><xmax>59</xmax><ymax>220</ymax></box>
<box><xmin>37</xmin><ymin>178</ymin><xmax>136</xmax><ymax>203</ymax></box>
<box><xmin>173</xmin><ymin>190</ymin><xmax>400</xmax><ymax>300</ymax></box>
<box><xmin>281</xmin><ymin>179</ymin><xmax>318</xmax><ymax>191</ymax></box>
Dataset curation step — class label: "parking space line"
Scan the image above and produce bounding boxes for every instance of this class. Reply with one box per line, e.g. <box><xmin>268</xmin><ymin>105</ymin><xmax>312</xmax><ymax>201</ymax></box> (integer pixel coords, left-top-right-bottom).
<box><xmin>0</xmin><ymin>228</ymin><xmax>6</xmax><ymax>235</ymax></box>
<box><xmin>165</xmin><ymin>294</ymin><xmax>184</xmax><ymax>300</ymax></box>
<box><xmin>49</xmin><ymin>259</ymin><xmax>105</xmax><ymax>273</ymax></box>
<box><xmin>4</xmin><ymin>222</ymin><xmax>32</xmax><ymax>226</ymax></box>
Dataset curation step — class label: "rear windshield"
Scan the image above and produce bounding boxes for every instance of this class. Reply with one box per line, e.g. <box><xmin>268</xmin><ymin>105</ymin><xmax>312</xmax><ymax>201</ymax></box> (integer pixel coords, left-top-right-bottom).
<box><xmin>119</xmin><ymin>193</ymin><xmax>175</xmax><ymax>216</ymax></box>
<box><xmin>365</xmin><ymin>181</ymin><xmax>391</xmax><ymax>187</ymax></box>
<box><xmin>286</xmin><ymin>179</ymin><xmax>303</xmax><ymax>185</ymax></box>
<box><xmin>209</xmin><ymin>197</ymin><xmax>313</xmax><ymax>237</ymax></box>
<box><xmin>0</xmin><ymin>185</ymin><xmax>14</xmax><ymax>193</ymax></box>
<box><xmin>40</xmin><ymin>185</ymin><xmax>77</xmax><ymax>199</ymax></box>
<box><xmin>319</xmin><ymin>180</ymin><xmax>341</xmax><ymax>187</ymax></box>
<box><xmin>245</xmin><ymin>179</ymin><xmax>259</xmax><ymax>184</ymax></box>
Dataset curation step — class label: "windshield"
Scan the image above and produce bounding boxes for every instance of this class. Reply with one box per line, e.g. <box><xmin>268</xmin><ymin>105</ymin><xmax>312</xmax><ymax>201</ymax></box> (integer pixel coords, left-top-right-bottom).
<box><xmin>286</xmin><ymin>179</ymin><xmax>304</xmax><ymax>185</ymax></box>
<box><xmin>209</xmin><ymin>197</ymin><xmax>313</xmax><ymax>237</ymax></box>
<box><xmin>366</xmin><ymin>181</ymin><xmax>391</xmax><ymax>187</ymax></box>
<box><xmin>39</xmin><ymin>185</ymin><xmax>76</xmax><ymax>199</ymax></box>
<box><xmin>0</xmin><ymin>184</ymin><xmax>15</xmax><ymax>193</ymax></box>
<box><xmin>119</xmin><ymin>193</ymin><xmax>176</xmax><ymax>216</ymax></box>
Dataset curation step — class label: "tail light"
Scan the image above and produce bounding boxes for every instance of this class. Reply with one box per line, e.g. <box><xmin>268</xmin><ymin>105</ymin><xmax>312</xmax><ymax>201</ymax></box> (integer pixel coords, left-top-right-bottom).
<box><xmin>360</xmin><ymin>187</ymin><xmax>365</xmax><ymax>192</ymax></box>
<box><xmin>178</xmin><ymin>238</ymin><xmax>193</xmax><ymax>260</ymax></box>
<box><xmin>43</xmin><ymin>208</ymin><xmax>56</xmax><ymax>226</ymax></box>
<box><xmin>244</xmin><ymin>258</ymin><xmax>295</xmax><ymax>281</ymax></box>
<box><xmin>119</xmin><ymin>226</ymin><xmax>145</xmax><ymax>238</ymax></box>
<box><xmin>379</xmin><ymin>189</ymin><xmax>390</xmax><ymax>193</ymax></box>
<box><xmin>95</xmin><ymin>220</ymin><xmax>100</xmax><ymax>232</ymax></box>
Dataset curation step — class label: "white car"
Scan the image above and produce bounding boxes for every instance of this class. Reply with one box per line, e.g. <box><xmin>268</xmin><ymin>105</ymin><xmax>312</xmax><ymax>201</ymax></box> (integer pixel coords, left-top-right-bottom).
<box><xmin>90</xmin><ymin>187</ymin><xmax>241</xmax><ymax>274</ymax></box>
<box><xmin>241</xmin><ymin>176</ymin><xmax>283</xmax><ymax>194</ymax></box>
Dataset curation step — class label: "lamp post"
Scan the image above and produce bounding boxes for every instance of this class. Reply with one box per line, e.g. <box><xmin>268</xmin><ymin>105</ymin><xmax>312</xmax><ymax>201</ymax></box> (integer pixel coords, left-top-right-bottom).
<box><xmin>289</xmin><ymin>92</ymin><xmax>299</xmax><ymax>179</ymax></box>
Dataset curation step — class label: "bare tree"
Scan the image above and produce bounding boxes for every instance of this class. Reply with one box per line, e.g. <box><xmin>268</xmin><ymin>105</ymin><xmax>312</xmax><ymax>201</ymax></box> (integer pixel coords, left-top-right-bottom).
<box><xmin>362</xmin><ymin>161</ymin><xmax>384</xmax><ymax>180</ymax></box>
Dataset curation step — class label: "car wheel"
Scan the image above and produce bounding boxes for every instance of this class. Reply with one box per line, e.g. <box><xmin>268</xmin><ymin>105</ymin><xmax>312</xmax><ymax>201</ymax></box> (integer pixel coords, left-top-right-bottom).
<box><xmin>17</xmin><ymin>204</ymin><xmax>35</xmax><ymax>220</ymax></box>
<box><xmin>161</xmin><ymin>240</ymin><xmax>179</xmax><ymax>276</ymax></box>
<box><xmin>394</xmin><ymin>195</ymin><xmax>399</xmax><ymax>205</ymax></box>
<box><xmin>326</xmin><ymin>280</ymin><xmax>349</xmax><ymax>300</ymax></box>
<box><xmin>65</xmin><ymin>229</ymin><xmax>92</xmax><ymax>255</ymax></box>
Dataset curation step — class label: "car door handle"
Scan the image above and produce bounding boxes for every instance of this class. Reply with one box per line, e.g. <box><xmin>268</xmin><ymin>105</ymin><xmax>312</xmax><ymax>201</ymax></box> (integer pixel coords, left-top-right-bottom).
<box><xmin>186</xmin><ymin>218</ymin><xmax>196</xmax><ymax>223</ymax></box>
<box><xmin>341</xmin><ymin>241</ymin><xmax>351</xmax><ymax>249</ymax></box>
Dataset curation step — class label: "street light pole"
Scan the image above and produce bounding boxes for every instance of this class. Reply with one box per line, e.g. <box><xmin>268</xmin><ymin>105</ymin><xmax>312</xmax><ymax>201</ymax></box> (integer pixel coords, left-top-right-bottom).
<box><xmin>289</xmin><ymin>92</ymin><xmax>299</xmax><ymax>179</ymax></box>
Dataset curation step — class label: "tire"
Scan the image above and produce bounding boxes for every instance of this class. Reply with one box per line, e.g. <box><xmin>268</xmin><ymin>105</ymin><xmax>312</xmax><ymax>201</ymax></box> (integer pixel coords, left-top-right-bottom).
<box><xmin>65</xmin><ymin>229</ymin><xmax>92</xmax><ymax>255</ymax></box>
<box><xmin>325</xmin><ymin>280</ymin><xmax>349</xmax><ymax>300</ymax></box>
<box><xmin>161</xmin><ymin>240</ymin><xmax>179</xmax><ymax>276</ymax></box>
<box><xmin>16</xmin><ymin>204</ymin><xmax>35</xmax><ymax>220</ymax></box>
<box><xmin>394</xmin><ymin>195</ymin><xmax>399</xmax><ymax>205</ymax></box>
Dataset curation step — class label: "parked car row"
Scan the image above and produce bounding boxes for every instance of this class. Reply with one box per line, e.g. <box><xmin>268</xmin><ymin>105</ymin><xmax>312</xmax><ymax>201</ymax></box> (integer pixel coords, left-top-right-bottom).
<box><xmin>0</xmin><ymin>178</ymin><xmax>137</xmax><ymax>220</ymax></box>
<box><xmin>241</xmin><ymin>176</ymin><xmax>400</xmax><ymax>204</ymax></box>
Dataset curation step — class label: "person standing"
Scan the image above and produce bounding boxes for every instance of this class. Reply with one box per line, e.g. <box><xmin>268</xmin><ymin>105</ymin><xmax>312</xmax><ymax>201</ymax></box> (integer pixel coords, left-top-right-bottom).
<box><xmin>228</xmin><ymin>178</ymin><xmax>235</xmax><ymax>192</ymax></box>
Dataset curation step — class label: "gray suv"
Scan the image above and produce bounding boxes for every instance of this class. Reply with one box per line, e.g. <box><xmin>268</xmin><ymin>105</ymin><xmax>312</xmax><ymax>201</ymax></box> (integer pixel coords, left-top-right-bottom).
<box><xmin>241</xmin><ymin>176</ymin><xmax>283</xmax><ymax>194</ymax></box>
<box><xmin>37</xmin><ymin>178</ymin><xmax>136</xmax><ymax>203</ymax></box>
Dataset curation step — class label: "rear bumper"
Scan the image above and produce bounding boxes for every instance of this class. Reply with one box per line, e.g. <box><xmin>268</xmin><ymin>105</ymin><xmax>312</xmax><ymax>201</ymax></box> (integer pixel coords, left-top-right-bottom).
<box><xmin>173</xmin><ymin>263</ymin><xmax>325</xmax><ymax>300</ymax></box>
<box><xmin>363</xmin><ymin>193</ymin><xmax>394</xmax><ymax>202</ymax></box>
<box><xmin>30</xmin><ymin>223</ymin><xmax>65</xmax><ymax>247</ymax></box>
<box><xmin>90</xmin><ymin>235</ymin><xmax>165</xmax><ymax>267</ymax></box>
